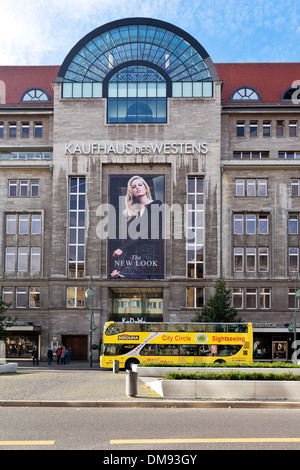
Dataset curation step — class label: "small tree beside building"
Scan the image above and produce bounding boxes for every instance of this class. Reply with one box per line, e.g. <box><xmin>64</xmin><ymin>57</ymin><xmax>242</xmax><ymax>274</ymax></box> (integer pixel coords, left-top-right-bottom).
<box><xmin>0</xmin><ymin>297</ymin><xmax>16</xmax><ymax>342</ymax></box>
<box><xmin>193</xmin><ymin>278</ymin><xmax>241</xmax><ymax>323</ymax></box>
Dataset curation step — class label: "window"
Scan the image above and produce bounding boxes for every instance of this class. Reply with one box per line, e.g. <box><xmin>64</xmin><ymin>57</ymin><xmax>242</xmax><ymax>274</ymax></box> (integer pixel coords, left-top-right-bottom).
<box><xmin>67</xmin><ymin>287</ymin><xmax>85</xmax><ymax>308</ymax></box>
<box><xmin>259</xmin><ymin>248</ymin><xmax>269</xmax><ymax>272</ymax></box>
<box><xmin>9</xmin><ymin>122</ymin><xmax>16</xmax><ymax>138</ymax></box>
<box><xmin>21</xmin><ymin>122</ymin><xmax>30</xmax><ymax>138</ymax></box>
<box><xmin>276</xmin><ymin>120</ymin><xmax>284</xmax><ymax>137</ymax></box>
<box><xmin>0</xmin><ymin>122</ymin><xmax>4</xmax><ymax>138</ymax></box>
<box><xmin>20</xmin><ymin>180</ymin><xmax>28</xmax><ymax>197</ymax></box>
<box><xmin>246</xmin><ymin>288</ymin><xmax>257</xmax><ymax>309</ymax></box>
<box><xmin>2</xmin><ymin>288</ymin><xmax>13</xmax><ymax>307</ymax></box>
<box><xmin>30</xmin><ymin>248</ymin><xmax>40</xmax><ymax>271</ymax></box>
<box><xmin>260</xmin><ymin>288</ymin><xmax>271</xmax><ymax>309</ymax></box>
<box><xmin>291</xmin><ymin>179</ymin><xmax>300</xmax><ymax>196</ymax></box>
<box><xmin>234</xmin><ymin>215</ymin><xmax>243</xmax><ymax>234</ymax></box>
<box><xmin>247</xmin><ymin>179</ymin><xmax>256</xmax><ymax>197</ymax></box>
<box><xmin>107</xmin><ymin>66</ymin><xmax>167</xmax><ymax>123</ymax></box>
<box><xmin>30</xmin><ymin>180</ymin><xmax>39</xmax><ymax>197</ymax></box>
<box><xmin>233</xmin><ymin>151</ymin><xmax>269</xmax><ymax>159</ymax></box>
<box><xmin>69</xmin><ymin>177</ymin><xmax>86</xmax><ymax>278</ymax></box>
<box><xmin>231</xmin><ymin>87</ymin><xmax>260</xmax><ymax>101</ymax></box>
<box><xmin>282</xmin><ymin>87</ymin><xmax>300</xmax><ymax>101</ymax></box>
<box><xmin>246</xmin><ymin>215</ymin><xmax>256</xmax><ymax>234</ymax></box>
<box><xmin>172</xmin><ymin>81</ymin><xmax>212</xmax><ymax>98</ymax></box>
<box><xmin>278</xmin><ymin>151</ymin><xmax>300</xmax><ymax>159</ymax></box>
<box><xmin>19</xmin><ymin>215</ymin><xmax>29</xmax><ymax>234</ymax></box>
<box><xmin>258</xmin><ymin>215</ymin><xmax>268</xmax><ymax>234</ymax></box>
<box><xmin>263</xmin><ymin>121</ymin><xmax>271</xmax><ymax>137</ymax></box>
<box><xmin>187</xmin><ymin>178</ymin><xmax>204</xmax><ymax>279</ymax></box>
<box><xmin>21</xmin><ymin>88</ymin><xmax>50</xmax><ymax>102</ymax></box>
<box><xmin>234</xmin><ymin>248</ymin><xmax>243</xmax><ymax>272</ymax></box>
<box><xmin>5</xmin><ymin>248</ymin><xmax>15</xmax><ymax>271</ymax></box>
<box><xmin>29</xmin><ymin>287</ymin><xmax>40</xmax><ymax>308</ymax></box>
<box><xmin>16</xmin><ymin>288</ymin><xmax>27</xmax><ymax>308</ymax></box>
<box><xmin>250</xmin><ymin>121</ymin><xmax>258</xmax><ymax>137</ymax></box>
<box><xmin>257</xmin><ymin>179</ymin><xmax>267</xmax><ymax>196</ymax></box>
<box><xmin>246</xmin><ymin>248</ymin><xmax>256</xmax><ymax>272</ymax></box>
<box><xmin>18</xmin><ymin>247</ymin><xmax>28</xmax><ymax>271</ymax></box>
<box><xmin>289</xmin><ymin>215</ymin><xmax>298</xmax><ymax>234</ymax></box>
<box><xmin>289</xmin><ymin>288</ymin><xmax>300</xmax><ymax>309</ymax></box>
<box><xmin>62</xmin><ymin>82</ymin><xmax>103</xmax><ymax>99</ymax></box>
<box><xmin>235</xmin><ymin>179</ymin><xmax>245</xmax><ymax>196</ymax></box>
<box><xmin>236</xmin><ymin>121</ymin><xmax>245</xmax><ymax>137</ymax></box>
<box><xmin>31</xmin><ymin>215</ymin><xmax>41</xmax><ymax>234</ymax></box>
<box><xmin>186</xmin><ymin>287</ymin><xmax>204</xmax><ymax>308</ymax></box>
<box><xmin>289</xmin><ymin>121</ymin><xmax>297</xmax><ymax>137</ymax></box>
<box><xmin>34</xmin><ymin>122</ymin><xmax>43</xmax><ymax>138</ymax></box>
<box><xmin>289</xmin><ymin>248</ymin><xmax>299</xmax><ymax>272</ymax></box>
<box><xmin>6</xmin><ymin>215</ymin><xmax>16</xmax><ymax>234</ymax></box>
<box><xmin>232</xmin><ymin>288</ymin><xmax>243</xmax><ymax>309</ymax></box>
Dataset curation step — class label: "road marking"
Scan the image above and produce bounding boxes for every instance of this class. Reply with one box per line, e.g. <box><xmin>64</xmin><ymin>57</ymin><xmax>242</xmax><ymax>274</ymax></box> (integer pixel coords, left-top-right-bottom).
<box><xmin>111</xmin><ymin>437</ymin><xmax>300</xmax><ymax>444</ymax></box>
<box><xmin>0</xmin><ymin>441</ymin><xmax>55</xmax><ymax>446</ymax></box>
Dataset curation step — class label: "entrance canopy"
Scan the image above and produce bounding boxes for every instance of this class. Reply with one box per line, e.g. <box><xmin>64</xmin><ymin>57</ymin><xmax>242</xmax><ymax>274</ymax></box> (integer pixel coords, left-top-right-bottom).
<box><xmin>57</xmin><ymin>17</ymin><xmax>219</xmax><ymax>83</ymax></box>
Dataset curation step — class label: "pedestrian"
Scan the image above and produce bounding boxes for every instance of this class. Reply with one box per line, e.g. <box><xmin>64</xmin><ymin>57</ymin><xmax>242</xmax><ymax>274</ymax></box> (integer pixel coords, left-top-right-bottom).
<box><xmin>56</xmin><ymin>346</ymin><xmax>62</xmax><ymax>364</ymax></box>
<box><xmin>61</xmin><ymin>346</ymin><xmax>67</xmax><ymax>364</ymax></box>
<box><xmin>66</xmin><ymin>346</ymin><xmax>72</xmax><ymax>365</ymax></box>
<box><xmin>32</xmin><ymin>347</ymin><xmax>39</xmax><ymax>366</ymax></box>
<box><xmin>47</xmin><ymin>347</ymin><xmax>53</xmax><ymax>365</ymax></box>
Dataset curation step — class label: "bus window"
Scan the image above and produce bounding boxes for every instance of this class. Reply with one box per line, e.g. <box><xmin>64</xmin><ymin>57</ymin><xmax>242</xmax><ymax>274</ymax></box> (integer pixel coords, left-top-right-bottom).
<box><xmin>158</xmin><ymin>344</ymin><xmax>179</xmax><ymax>356</ymax></box>
<box><xmin>187</xmin><ymin>324</ymin><xmax>205</xmax><ymax>332</ymax></box>
<box><xmin>165</xmin><ymin>324</ymin><xmax>185</xmax><ymax>332</ymax></box>
<box><xmin>146</xmin><ymin>324</ymin><xmax>163</xmax><ymax>332</ymax></box>
<box><xmin>105</xmin><ymin>324</ymin><xmax>125</xmax><ymax>335</ymax></box>
<box><xmin>126</xmin><ymin>323</ymin><xmax>145</xmax><ymax>332</ymax></box>
<box><xmin>228</xmin><ymin>324</ymin><xmax>248</xmax><ymax>333</ymax></box>
<box><xmin>104</xmin><ymin>344</ymin><xmax>119</xmax><ymax>355</ymax></box>
<box><xmin>140</xmin><ymin>344</ymin><xmax>159</xmax><ymax>355</ymax></box>
<box><xmin>213</xmin><ymin>324</ymin><xmax>227</xmax><ymax>332</ymax></box>
<box><xmin>198</xmin><ymin>345</ymin><xmax>211</xmax><ymax>356</ymax></box>
<box><xmin>180</xmin><ymin>345</ymin><xmax>198</xmax><ymax>356</ymax></box>
<box><xmin>218</xmin><ymin>345</ymin><xmax>242</xmax><ymax>356</ymax></box>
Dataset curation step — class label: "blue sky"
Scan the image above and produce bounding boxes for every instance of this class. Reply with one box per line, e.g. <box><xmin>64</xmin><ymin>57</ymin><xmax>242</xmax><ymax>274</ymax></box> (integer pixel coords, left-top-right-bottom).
<box><xmin>1</xmin><ymin>0</ymin><xmax>300</xmax><ymax>65</ymax></box>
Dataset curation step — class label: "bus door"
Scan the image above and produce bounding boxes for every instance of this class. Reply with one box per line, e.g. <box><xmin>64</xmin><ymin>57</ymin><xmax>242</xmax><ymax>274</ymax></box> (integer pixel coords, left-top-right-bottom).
<box><xmin>272</xmin><ymin>340</ymin><xmax>288</xmax><ymax>361</ymax></box>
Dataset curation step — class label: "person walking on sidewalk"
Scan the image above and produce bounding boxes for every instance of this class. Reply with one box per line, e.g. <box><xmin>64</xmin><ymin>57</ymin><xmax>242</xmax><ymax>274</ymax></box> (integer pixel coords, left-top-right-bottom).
<box><xmin>32</xmin><ymin>347</ymin><xmax>39</xmax><ymax>366</ymax></box>
<box><xmin>47</xmin><ymin>347</ymin><xmax>53</xmax><ymax>365</ymax></box>
<box><xmin>66</xmin><ymin>346</ymin><xmax>72</xmax><ymax>365</ymax></box>
<box><xmin>56</xmin><ymin>346</ymin><xmax>62</xmax><ymax>364</ymax></box>
<box><xmin>61</xmin><ymin>346</ymin><xmax>67</xmax><ymax>364</ymax></box>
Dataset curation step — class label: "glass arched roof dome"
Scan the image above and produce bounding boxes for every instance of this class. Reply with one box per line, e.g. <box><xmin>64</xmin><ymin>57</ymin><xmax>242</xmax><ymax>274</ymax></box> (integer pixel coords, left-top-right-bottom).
<box><xmin>57</xmin><ymin>17</ymin><xmax>219</xmax><ymax>83</ymax></box>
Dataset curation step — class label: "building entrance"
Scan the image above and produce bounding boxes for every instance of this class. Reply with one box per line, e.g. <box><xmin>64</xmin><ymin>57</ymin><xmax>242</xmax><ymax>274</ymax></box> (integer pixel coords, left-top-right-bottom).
<box><xmin>62</xmin><ymin>335</ymin><xmax>88</xmax><ymax>360</ymax></box>
<box><xmin>272</xmin><ymin>339</ymin><xmax>288</xmax><ymax>361</ymax></box>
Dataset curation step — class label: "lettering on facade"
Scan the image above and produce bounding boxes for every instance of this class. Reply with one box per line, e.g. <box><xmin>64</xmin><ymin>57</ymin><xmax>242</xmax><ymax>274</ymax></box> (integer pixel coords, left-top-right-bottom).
<box><xmin>64</xmin><ymin>142</ymin><xmax>208</xmax><ymax>156</ymax></box>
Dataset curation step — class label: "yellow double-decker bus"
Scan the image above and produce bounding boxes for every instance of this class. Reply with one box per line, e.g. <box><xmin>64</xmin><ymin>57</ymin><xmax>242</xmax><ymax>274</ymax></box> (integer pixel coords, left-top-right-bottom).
<box><xmin>100</xmin><ymin>321</ymin><xmax>253</xmax><ymax>370</ymax></box>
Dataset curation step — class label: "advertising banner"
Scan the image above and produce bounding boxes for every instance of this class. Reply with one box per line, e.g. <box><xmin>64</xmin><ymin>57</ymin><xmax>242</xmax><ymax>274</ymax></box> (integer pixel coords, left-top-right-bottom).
<box><xmin>108</xmin><ymin>174</ymin><xmax>165</xmax><ymax>279</ymax></box>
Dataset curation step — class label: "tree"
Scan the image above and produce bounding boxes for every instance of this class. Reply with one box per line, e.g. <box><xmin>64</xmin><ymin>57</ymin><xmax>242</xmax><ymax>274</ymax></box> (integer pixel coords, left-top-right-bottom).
<box><xmin>0</xmin><ymin>297</ymin><xmax>16</xmax><ymax>342</ymax></box>
<box><xmin>193</xmin><ymin>278</ymin><xmax>241</xmax><ymax>323</ymax></box>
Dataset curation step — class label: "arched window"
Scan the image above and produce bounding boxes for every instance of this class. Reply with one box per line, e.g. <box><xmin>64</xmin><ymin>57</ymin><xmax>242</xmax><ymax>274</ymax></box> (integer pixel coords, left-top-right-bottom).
<box><xmin>107</xmin><ymin>65</ymin><xmax>167</xmax><ymax>123</ymax></box>
<box><xmin>231</xmin><ymin>87</ymin><xmax>260</xmax><ymax>101</ymax></box>
<box><xmin>282</xmin><ymin>86</ymin><xmax>300</xmax><ymax>101</ymax></box>
<box><xmin>21</xmin><ymin>88</ymin><xmax>50</xmax><ymax>102</ymax></box>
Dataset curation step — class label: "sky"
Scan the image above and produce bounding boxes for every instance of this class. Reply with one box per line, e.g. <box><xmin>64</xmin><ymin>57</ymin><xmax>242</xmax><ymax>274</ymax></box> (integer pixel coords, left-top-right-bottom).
<box><xmin>1</xmin><ymin>0</ymin><xmax>300</xmax><ymax>66</ymax></box>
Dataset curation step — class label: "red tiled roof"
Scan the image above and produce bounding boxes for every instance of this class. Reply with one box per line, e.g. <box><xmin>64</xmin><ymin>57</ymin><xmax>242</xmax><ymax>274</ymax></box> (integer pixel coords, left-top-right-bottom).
<box><xmin>0</xmin><ymin>66</ymin><xmax>59</xmax><ymax>105</ymax></box>
<box><xmin>0</xmin><ymin>63</ymin><xmax>299</xmax><ymax>105</ymax></box>
<box><xmin>215</xmin><ymin>63</ymin><xmax>300</xmax><ymax>103</ymax></box>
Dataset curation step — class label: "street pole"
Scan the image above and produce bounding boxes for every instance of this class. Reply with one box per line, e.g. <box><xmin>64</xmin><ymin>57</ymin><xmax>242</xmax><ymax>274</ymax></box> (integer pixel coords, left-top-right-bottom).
<box><xmin>85</xmin><ymin>276</ymin><xmax>94</xmax><ymax>368</ymax></box>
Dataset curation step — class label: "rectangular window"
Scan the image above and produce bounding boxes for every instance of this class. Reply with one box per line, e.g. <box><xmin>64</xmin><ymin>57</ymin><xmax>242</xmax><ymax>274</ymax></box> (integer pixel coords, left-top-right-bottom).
<box><xmin>186</xmin><ymin>287</ymin><xmax>204</xmax><ymax>308</ymax></box>
<box><xmin>246</xmin><ymin>288</ymin><xmax>257</xmax><ymax>309</ymax></box>
<box><xmin>6</xmin><ymin>214</ymin><xmax>16</xmax><ymax>234</ymax></box>
<box><xmin>232</xmin><ymin>288</ymin><xmax>243</xmax><ymax>309</ymax></box>
<box><xmin>263</xmin><ymin>121</ymin><xmax>271</xmax><ymax>137</ymax></box>
<box><xmin>291</xmin><ymin>179</ymin><xmax>300</xmax><ymax>196</ymax></box>
<box><xmin>259</xmin><ymin>248</ymin><xmax>269</xmax><ymax>272</ymax></box>
<box><xmin>276</xmin><ymin>120</ymin><xmax>284</xmax><ymax>137</ymax></box>
<box><xmin>187</xmin><ymin>178</ymin><xmax>204</xmax><ymax>279</ymax></box>
<box><xmin>246</xmin><ymin>214</ymin><xmax>256</xmax><ymax>234</ymax></box>
<box><xmin>234</xmin><ymin>214</ymin><xmax>243</xmax><ymax>234</ymax></box>
<box><xmin>19</xmin><ymin>215</ymin><xmax>29</xmax><ymax>234</ymax></box>
<box><xmin>69</xmin><ymin>177</ymin><xmax>86</xmax><ymax>278</ymax></box>
<box><xmin>21</xmin><ymin>122</ymin><xmax>30</xmax><ymax>138</ymax></box>
<box><xmin>289</xmin><ymin>215</ymin><xmax>298</xmax><ymax>234</ymax></box>
<box><xmin>18</xmin><ymin>247</ymin><xmax>28</xmax><ymax>271</ymax></box>
<box><xmin>289</xmin><ymin>248</ymin><xmax>299</xmax><ymax>272</ymax></box>
<box><xmin>29</xmin><ymin>287</ymin><xmax>40</xmax><ymax>308</ymax></box>
<box><xmin>5</xmin><ymin>248</ymin><xmax>15</xmax><ymax>271</ymax></box>
<box><xmin>246</xmin><ymin>248</ymin><xmax>256</xmax><ymax>272</ymax></box>
<box><xmin>234</xmin><ymin>248</ymin><xmax>243</xmax><ymax>272</ymax></box>
<box><xmin>257</xmin><ymin>179</ymin><xmax>267</xmax><ymax>196</ymax></box>
<box><xmin>247</xmin><ymin>179</ymin><xmax>256</xmax><ymax>197</ymax></box>
<box><xmin>9</xmin><ymin>122</ymin><xmax>17</xmax><ymax>138</ymax></box>
<box><xmin>16</xmin><ymin>287</ymin><xmax>27</xmax><ymax>308</ymax></box>
<box><xmin>9</xmin><ymin>180</ymin><xmax>17</xmax><ymax>197</ymax></box>
<box><xmin>250</xmin><ymin>121</ymin><xmax>258</xmax><ymax>137</ymax></box>
<box><xmin>260</xmin><ymin>288</ymin><xmax>271</xmax><ymax>309</ymax></box>
<box><xmin>235</xmin><ymin>179</ymin><xmax>245</xmax><ymax>196</ymax></box>
<box><xmin>236</xmin><ymin>121</ymin><xmax>245</xmax><ymax>137</ymax></box>
<box><xmin>30</xmin><ymin>180</ymin><xmax>39</xmax><ymax>197</ymax></box>
<box><xmin>31</xmin><ymin>215</ymin><xmax>41</xmax><ymax>234</ymax></box>
<box><xmin>30</xmin><ymin>248</ymin><xmax>40</xmax><ymax>271</ymax></box>
<box><xmin>289</xmin><ymin>121</ymin><xmax>297</xmax><ymax>137</ymax></box>
<box><xmin>67</xmin><ymin>287</ymin><xmax>85</xmax><ymax>308</ymax></box>
<box><xmin>258</xmin><ymin>215</ymin><xmax>268</xmax><ymax>234</ymax></box>
<box><xmin>289</xmin><ymin>288</ymin><xmax>300</xmax><ymax>309</ymax></box>
<box><xmin>2</xmin><ymin>288</ymin><xmax>13</xmax><ymax>307</ymax></box>
<box><xmin>34</xmin><ymin>122</ymin><xmax>43</xmax><ymax>138</ymax></box>
<box><xmin>20</xmin><ymin>180</ymin><xmax>28</xmax><ymax>197</ymax></box>
<box><xmin>0</xmin><ymin>122</ymin><xmax>4</xmax><ymax>138</ymax></box>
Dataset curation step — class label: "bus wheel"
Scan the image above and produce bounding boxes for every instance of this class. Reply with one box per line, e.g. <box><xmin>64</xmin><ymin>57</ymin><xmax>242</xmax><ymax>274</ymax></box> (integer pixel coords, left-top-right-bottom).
<box><xmin>214</xmin><ymin>359</ymin><xmax>226</xmax><ymax>364</ymax></box>
<box><xmin>125</xmin><ymin>358</ymin><xmax>139</xmax><ymax>371</ymax></box>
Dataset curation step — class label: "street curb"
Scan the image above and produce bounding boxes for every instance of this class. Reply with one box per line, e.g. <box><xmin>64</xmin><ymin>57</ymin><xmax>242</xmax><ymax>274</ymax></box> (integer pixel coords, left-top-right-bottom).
<box><xmin>1</xmin><ymin>400</ymin><xmax>300</xmax><ymax>408</ymax></box>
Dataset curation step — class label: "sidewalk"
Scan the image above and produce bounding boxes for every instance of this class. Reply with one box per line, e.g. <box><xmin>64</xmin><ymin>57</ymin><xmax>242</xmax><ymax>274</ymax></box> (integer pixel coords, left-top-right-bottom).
<box><xmin>2</xmin><ymin>361</ymin><xmax>300</xmax><ymax>409</ymax></box>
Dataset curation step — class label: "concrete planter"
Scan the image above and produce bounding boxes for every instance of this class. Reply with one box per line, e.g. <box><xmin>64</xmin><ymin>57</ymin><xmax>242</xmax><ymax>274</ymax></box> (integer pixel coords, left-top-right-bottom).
<box><xmin>135</xmin><ymin>365</ymin><xmax>300</xmax><ymax>377</ymax></box>
<box><xmin>0</xmin><ymin>363</ymin><xmax>17</xmax><ymax>374</ymax></box>
<box><xmin>149</xmin><ymin>379</ymin><xmax>300</xmax><ymax>400</ymax></box>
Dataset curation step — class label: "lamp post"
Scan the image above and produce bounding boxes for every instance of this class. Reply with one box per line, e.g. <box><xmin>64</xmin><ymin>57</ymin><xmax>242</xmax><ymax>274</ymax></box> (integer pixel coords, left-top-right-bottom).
<box><xmin>85</xmin><ymin>276</ymin><xmax>94</xmax><ymax>368</ymax></box>
<box><xmin>294</xmin><ymin>276</ymin><xmax>300</xmax><ymax>349</ymax></box>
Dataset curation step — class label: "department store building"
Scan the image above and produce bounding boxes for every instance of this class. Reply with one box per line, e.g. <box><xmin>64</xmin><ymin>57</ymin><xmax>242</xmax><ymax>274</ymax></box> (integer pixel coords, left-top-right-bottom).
<box><xmin>1</xmin><ymin>18</ymin><xmax>300</xmax><ymax>362</ymax></box>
